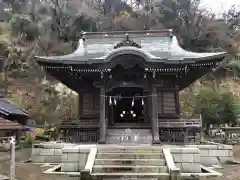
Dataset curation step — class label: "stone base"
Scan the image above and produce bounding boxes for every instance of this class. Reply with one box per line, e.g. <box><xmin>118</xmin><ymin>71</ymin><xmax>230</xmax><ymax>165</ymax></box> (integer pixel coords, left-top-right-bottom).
<box><xmin>152</xmin><ymin>139</ymin><xmax>161</xmax><ymax>145</ymax></box>
<box><xmin>98</xmin><ymin>140</ymin><xmax>106</xmax><ymax>144</ymax></box>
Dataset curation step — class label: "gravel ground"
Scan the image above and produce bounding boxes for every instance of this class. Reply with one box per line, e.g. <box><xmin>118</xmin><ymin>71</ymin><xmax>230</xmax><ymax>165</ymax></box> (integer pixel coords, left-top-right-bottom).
<box><xmin>208</xmin><ymin>145</ymin><xmax>240</xmax><ymax>180</ymax></box>
<box><xmin>0</xmin><ymin>149</ymin><xmax>78</xmax><ymax>180</ymax></box>
<box><xmin>0</xmin><ymin>146</ymin><xmax>240</xmax><ymax>180</ymax></box>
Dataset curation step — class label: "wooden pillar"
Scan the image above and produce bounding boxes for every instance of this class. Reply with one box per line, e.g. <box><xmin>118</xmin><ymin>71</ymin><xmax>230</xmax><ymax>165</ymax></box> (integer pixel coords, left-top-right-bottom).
<box><xmin>175</xmin><ymin>91</ymin><xmax>180</xmax><ymax>115</ymax></box>
<box><xmin>151</xmin><ymin>86</ymin><xmax>161</xmax><ymax>144</ymax></box>
<box><xmin>99</xmin><ymin>87</ymin><xmax>106</xmax><ymax>144</ymax></box>
<box><xmin>184</xmin><ymin>128</ymin><xmax>189</xmax><ymax>145</ymax></box>
<box><xmin>143</xmin><ymin>91</ymin><xmax>148</xmax><ymax>124</ymax></box>
<box><xmin>109</xmin><ymin>106</ymin><xmax>114</xmax><ymax>126</ymax></box>
<box><xmin>15</xmin><ymin>130</ymin><xmax>20</xmax><ymax>145</ymax></box>
<box><xmin>78</xmin><ymin>93</ymin><xmax>83</xmax><ymax>119</ymax></box>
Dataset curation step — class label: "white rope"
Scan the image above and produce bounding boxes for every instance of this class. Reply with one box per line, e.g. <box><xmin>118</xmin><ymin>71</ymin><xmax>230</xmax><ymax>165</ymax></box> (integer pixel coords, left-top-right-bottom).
<box><xmin>100</xmin><ymin>94</ymin><xmax>157</xmax><ymax>98</ymax></box>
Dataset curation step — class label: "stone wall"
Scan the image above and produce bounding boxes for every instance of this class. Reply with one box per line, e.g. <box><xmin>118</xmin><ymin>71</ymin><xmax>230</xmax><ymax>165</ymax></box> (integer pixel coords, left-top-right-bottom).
<box><xmin>61</xmin><ymin>145</ymin><xmax>91</xmax><ymax>172</ymax></box>
<box><xmin>185</xmin><ymin>143</ymin><xmax>233</xmax><ymax>166</ymax></box>
<box><xmin>31</xmin><ymin>142</ymin><xmax>74</xmax><ymax>163</ymax></box>
<box><xmin>171</xmin><ymin>147</ymin><xmax>202</xmax><ymax>173</ymax></box>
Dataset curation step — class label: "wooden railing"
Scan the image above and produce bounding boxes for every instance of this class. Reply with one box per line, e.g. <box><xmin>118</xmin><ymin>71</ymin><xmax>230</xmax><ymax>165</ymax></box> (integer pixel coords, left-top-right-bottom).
<box><xmin>158</xmin><ymin>119</ymin><xmax>201</xmax><ymax>143</ymax></box>
<box><xmin>158</xmin><ymin>118</ymin><xmax>201</xmax><ymax>127</ymax></box>
<box><xmin>60</xmin><ymin>119</ymin><xmax>99</xmax><ymax>128</ymax></box>
<box><xmin>61</xmin><ymin>128</ymin><xmax>100</xmax><ymax>143</ymax></box>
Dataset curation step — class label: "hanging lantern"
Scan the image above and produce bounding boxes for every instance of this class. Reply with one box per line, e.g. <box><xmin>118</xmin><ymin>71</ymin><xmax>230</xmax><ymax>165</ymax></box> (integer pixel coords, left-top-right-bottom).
<box><xmin>114</xmin><ymin>97</ymin><xmax>117</xmax><ymax>105</ymax></box>
<box><xmin>109</xmin><ymin>96</ymin><xmax>112</xmax><ymax>105</ymax></box>
<box><xmin>141</xmin><ymin>98</ymin><xmax>144</xmax><ymax>106</ymax></box>
<box><xmin>131</xmin><ymin>98</ymin><xmax>134</xmax><ymax>107</ymax></box>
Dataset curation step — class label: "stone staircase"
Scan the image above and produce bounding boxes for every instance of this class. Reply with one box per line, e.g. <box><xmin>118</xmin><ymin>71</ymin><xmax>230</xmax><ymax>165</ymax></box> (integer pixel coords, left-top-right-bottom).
<box><xmin>106</xmin><ymin>128</ymin><xmax>152</xmax><ymax>144</ymax></box>
<box><xmin>91</xmin><ymin>147</ymin><xmax>169</xmax><ymax>180</ymax></box>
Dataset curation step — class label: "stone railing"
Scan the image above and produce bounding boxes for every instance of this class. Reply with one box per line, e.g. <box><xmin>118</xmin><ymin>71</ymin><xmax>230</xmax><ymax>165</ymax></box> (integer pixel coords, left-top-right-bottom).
<box><xmin>185</xmin><ymin>142</ymin><xmax>233</xmax><ymax>166</ymax></box>
<box><xmin>80</xmin><ymin>148</ymin><xmax>97</xmax><ymax>180</ymax></box>
<box><xmin>61</xmin><ymin>145</ymin><xmax>91</xmax><ymax>172</ymax></box>
<box><xmin>222</xmin><ymin>127</ymin><xmax>240</xmax><ymax>144</ymax></box>
<box><xmin>0</xmin><ymin>137</ymin><xmax>20</xmax><ymax>151</ymax></box>
<box><xmin>163</xmin><ymin>148</ymin><xmax>180</xmax><ymax>180</ymax></box>
<box><xmin>31</xmin><ymin>142</ymin><xmax>74</xmax><ymax>163</ymax></box>
<box><xmin>169</xmin><ymin>146</ymin><xmax>222</xmax><ymax>179</ymax></box>
<box><xmin>170</xmin><ymin>148</ymin><xmax>202</xmax><ymax>173</ymax></box>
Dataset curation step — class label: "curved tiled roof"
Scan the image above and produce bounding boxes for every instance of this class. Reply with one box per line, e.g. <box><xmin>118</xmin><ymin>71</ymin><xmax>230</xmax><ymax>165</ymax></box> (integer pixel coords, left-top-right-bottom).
<box><xmin>35</xmin><ymin>30</ymin><xmax>227</xmax><ymax>64</ymax></box>
<box><xmin>0</xmin><ymin>98</ymin><xmax>28</xmax><ymax>116</ymax></box>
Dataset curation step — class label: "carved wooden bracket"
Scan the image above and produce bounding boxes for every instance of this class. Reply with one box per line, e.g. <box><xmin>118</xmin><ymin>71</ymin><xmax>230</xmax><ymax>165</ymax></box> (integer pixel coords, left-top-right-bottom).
<box><xmin>114</xmin><ymin>34</ymin><xmax>141</xmax><ymax>49</ymax></box>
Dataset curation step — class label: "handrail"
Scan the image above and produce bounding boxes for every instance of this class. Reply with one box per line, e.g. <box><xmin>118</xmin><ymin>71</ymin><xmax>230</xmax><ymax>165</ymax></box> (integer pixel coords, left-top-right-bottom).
<box><xmin>163</xmin><ymin>148</ymin><xmax>179</xmax><ymax>171</ymax></box>
<box><xmin>81</xmin><ymin>147</ymin><xmax>97</xmax><ymax>180</ymax></box>
<box><xmin>163</xmin><ymin>148</ymin><xmax>181</xmax><ymax>179</ymax></box>
<box><xmin>84</xmin><ymin>148</ymin><xmax>97</xmax><ymax>173</ymax></box>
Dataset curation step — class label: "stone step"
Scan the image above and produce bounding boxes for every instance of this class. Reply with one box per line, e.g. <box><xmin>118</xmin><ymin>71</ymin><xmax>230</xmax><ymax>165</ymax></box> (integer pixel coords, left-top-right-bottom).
<box><xmin>106</xmin><ymin>129</ymin><xmax>152</xmax><ymax>145</ymax></box>
<box><xmin>95</xmin><ymin>159</ymin><xmax>166</xmax><ymax>166</ymax></box>
<box><xmin>105</xmin><ymin>140</ymin><xmax>152</xmax><ymax>145</ymax></box>
<box><xmin>107</xmin><ymin>129</ymin><xmax>151</xmax><ymax>132</ymax></box>
<box><xmin>91</xmin><ymin>172</ymin><xmax>170</xmax><ymax>180</ymax></box>
<box><xmin>96</xmin><ymin>152</ymin><xmax>164</xmax><ymax>159</ymax></box>
<box><xmin>106</xmin><ymin>133</ymin><xmax>151</xmax><ymax>136</ymax></box>
<box><xmin>102</xmin><ymin>178</ymin><xmax>158</xmax><ymax>180</ymax></box>
<box><xmin>98</xmin><ymin>148</ymin><xmax>163</xmax><ymax>153</ymax></box>
<box><xmin>92</xmin><ymin>165</ymin><xmax>168</xmax><ymax>173</ymax></box>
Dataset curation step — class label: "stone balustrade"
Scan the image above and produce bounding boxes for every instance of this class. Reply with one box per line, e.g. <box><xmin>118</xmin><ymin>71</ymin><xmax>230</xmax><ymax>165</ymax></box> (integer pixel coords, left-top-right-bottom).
<box><xmin>61</xmin><ymin>145</ymin><xmax>94</xmax><ymax>172</ymax></box>
<box><xmin>185</xmin><ymin>143</ymin><xmax>233</xmax><ymax>166</ymax></box>
<box><xmin>171</xmin><ymin>147</ymin><xmax>201</xmax><ymax>173</ymax></box>
<box><xmin>31</xmin><ymin>142</ymin><xmax>74</xmax><ymax>163</ymax></box>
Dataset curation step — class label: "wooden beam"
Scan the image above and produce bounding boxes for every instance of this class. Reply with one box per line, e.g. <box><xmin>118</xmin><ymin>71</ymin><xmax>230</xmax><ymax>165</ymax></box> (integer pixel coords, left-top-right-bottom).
<box><xmin>98</xmin><ymin>87</ymin><xmax>106</xmax><ymax>144</ymax></box>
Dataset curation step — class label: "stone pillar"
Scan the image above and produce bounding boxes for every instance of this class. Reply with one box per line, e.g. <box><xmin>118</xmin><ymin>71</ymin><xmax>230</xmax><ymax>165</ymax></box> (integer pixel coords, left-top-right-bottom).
<box><xmin>99</xmin><ymin>87</ymin><xmax>106</xmax><ymax>144</ymax></box>
<box><xmin>225</xmin><ymin>131</ymin><xmax>228</xmax><ymax>144</ymax></box>
<box><xmin>170</xmin><ymin>169</ymin><xmax>181</xmax><ymax>180</ymax></box>
<box><xmin>151</xmin><ymin>86</ymin><xmax>161</xmax><ymax>144</ymax></box>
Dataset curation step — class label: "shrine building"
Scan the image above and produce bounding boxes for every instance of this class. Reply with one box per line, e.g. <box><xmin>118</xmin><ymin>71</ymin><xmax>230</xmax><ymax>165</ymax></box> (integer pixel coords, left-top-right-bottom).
<box><xmin>35</xmin><ymin>30</ymin><xmax>227</xmax><ymax>144</ymax></box>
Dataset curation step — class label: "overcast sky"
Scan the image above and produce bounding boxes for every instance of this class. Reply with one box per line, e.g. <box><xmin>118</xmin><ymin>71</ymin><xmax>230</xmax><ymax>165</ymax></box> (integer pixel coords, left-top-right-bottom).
<box><xmin>200</xmin><ymin>0</ymin><xmax>240</xmax><ymax>13</ymax></box>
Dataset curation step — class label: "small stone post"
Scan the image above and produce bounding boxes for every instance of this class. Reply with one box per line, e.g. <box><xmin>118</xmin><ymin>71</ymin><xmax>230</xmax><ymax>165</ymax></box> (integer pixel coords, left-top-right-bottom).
<box><xmin>195</xmin><ymin>133</ymin><xmax>201</xmax><ymax>144</ymax></box>
<box><xmin>225</xmin><ymin>130</ymin><xmax>228</xmax><ymax>144</ymax></box>
<box><xmin>170</xmin><ymin>169</ymin><xmax>181</xmax><ymax>180</ymax></box>
<box><xmin>81</xmin><ymin>169</ymin><xmax>91</xmax><ymax>180</ymax></box>
<box><xmin>9</xmin><ymin>136</ymin><xmax>15</xmax><ymax>180</ymax></box>
<box><xmin>183</xmin><ymin>131</ymin><xmax>188</xmax><ymax>145</ymax></box>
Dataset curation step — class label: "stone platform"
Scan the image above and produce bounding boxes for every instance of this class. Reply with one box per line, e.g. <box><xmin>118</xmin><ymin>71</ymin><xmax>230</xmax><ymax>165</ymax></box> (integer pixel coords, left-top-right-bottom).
<box><xmin>31</xmin><ymin>141</ymin><xmax>234</xmax><ymax>179</ymax></box>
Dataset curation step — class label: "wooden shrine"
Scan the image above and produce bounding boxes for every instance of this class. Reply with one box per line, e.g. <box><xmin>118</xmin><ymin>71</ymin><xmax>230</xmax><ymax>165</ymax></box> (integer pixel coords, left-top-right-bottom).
<box><xmin>35</xmin><ymin>30</ymin><xmax>227</xmax><ymax>144</ymax></box>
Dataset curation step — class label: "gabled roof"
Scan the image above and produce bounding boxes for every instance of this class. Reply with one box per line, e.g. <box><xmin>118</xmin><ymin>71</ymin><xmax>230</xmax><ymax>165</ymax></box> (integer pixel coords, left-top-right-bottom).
<box><xmin>35</xmin><ymin>30</ymin><xmax>227</xmax><ymax>64</ymax></box>
<box><xmin>0</xmin><ymin>117</ymin><xmax>26</xmax><ymax>130</ymax></box>
<box><xmin>0</xmin><ymin>98</ymin><xmax>28</xmax><ymax>117</ymax></box>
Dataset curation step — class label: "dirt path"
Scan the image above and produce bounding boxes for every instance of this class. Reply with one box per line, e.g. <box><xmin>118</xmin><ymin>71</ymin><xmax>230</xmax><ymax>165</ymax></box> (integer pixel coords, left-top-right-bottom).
<box><xmin>0</xmin><ymin>149</ymin><xmax>78</xmax><ymax>180</ymax></box>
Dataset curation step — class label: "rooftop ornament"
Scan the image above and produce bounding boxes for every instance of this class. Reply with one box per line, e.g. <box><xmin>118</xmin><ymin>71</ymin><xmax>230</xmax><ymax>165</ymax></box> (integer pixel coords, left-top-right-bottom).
<box><xmin>114</xmin><ymin>34</ymin><xmax>142</xmax><ymax>49</ymax></box>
